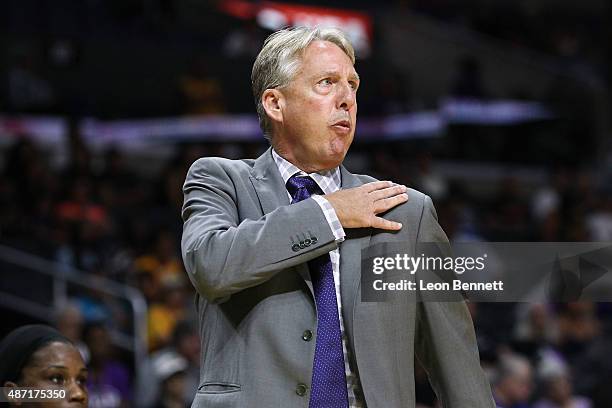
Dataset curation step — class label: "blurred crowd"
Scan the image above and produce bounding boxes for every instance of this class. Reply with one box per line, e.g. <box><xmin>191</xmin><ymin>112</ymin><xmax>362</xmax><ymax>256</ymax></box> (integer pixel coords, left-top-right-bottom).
<box><xmin>2</xmin><ymin>1</ymin><xmax>610</xmax><ymax>119</ymax></box>
<box><xmin>1</xmin><ymin>131</ymin><xmax>611</xmax><ymax>407</ymax></box>
<box><xmin>410</xmin><ymin>0</ymin><xmax>610</xmax><ymax>77</ymax></box>
<box><xmin>1</xmin><ymin>1</ymin><xmax>612</xmax><ymax>408</ymax></box>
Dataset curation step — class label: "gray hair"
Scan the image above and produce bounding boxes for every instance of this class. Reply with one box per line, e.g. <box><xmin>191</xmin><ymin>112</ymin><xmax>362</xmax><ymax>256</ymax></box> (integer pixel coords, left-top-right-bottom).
<box><xmin>251</xmin><ymin>26</ymin><xmax>356</xmax><ymax>140</ymax></box>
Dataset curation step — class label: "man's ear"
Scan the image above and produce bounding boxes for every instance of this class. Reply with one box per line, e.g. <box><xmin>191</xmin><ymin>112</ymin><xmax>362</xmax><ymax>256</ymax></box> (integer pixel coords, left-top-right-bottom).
<box><xmin>262</xmin><ymin>88</ymin><xmax>284</xmax><ymax>125</ymax></box>
<box><xmin>4</xmin><ymin>381</ymin><xmax>22</xmax><ymax>406</ymax></box>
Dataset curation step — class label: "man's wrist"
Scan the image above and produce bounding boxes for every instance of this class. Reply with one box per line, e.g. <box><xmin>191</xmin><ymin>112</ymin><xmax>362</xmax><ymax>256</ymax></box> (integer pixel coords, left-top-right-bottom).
<box><xmin>311</xmin><ymin>195</ymin><xmax>346</xmax><ymax>242</ymax></box>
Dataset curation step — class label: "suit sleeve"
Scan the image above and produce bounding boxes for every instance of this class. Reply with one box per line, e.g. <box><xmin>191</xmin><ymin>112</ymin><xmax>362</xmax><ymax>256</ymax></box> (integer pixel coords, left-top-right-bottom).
<box><xmin>414</xmin><ymin>195</ymin><xmax>495</xmax><ymax>408</ymax></box>
<box><xmin>181</xmin><ymin>158</ymin><xmax>337</xmax><ymax>302</ymax></box>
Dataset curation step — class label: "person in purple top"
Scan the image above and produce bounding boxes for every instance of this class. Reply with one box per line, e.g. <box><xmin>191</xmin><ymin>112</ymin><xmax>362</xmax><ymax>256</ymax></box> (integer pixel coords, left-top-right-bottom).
<box><xmin>83</xmin><ymin>322</ymin><xmax>131</xmax><ymax>408</ymax></box>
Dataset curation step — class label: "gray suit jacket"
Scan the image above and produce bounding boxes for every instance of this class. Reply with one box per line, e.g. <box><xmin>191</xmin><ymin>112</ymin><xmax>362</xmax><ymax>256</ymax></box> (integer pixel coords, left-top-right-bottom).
<box><xmin>181</xmin><ymin>148</ymin><xmax>495</xmax><ymax>408</ymax></box>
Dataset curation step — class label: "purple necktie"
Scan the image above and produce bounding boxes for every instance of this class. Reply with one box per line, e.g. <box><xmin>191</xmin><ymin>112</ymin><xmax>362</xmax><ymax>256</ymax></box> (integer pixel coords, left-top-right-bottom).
<box><xmin>286</xmin><ymin>175</ymin><xmax>349</xmax><ymax>408</ymax></box>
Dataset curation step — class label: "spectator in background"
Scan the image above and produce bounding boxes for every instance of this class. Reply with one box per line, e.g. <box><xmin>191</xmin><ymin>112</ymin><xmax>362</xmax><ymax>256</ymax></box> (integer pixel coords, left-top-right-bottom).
<box><xmin>152</xmin><ymin>353</ymin><xmax>189</xmax><ymax>408</ymax></box>
<box><xmin>141</xmin><ymin>321</ymin><xmax>200</xmax><ymax>408</ymax></box>
<box><xmin>170</xmin><ymin>321</ymin><xmax>200</xmax><ymax>405</ymax></box>
<box><xmin>135</xmin><ymin>229</ymin><xmax>184</xmax><ymax>298</ymax></box>
<box><xmin>493</xmin><ymin>353</ymin><xmax>533</xmax><ymax>408</ymax></box>
<box><xmin>84</xmin><ymin>322</ymin><xmax>132</xmax><ymax>408</ymax></box>
<box><xmin>135</xmin><ymin>269</ymin><xmax>158</xmax><ymax>304</ymax></box>
<box><xmin>98</xmin><ymin>148</ymin><xmax>142</xmax><ymax>221</ymax></box>
<box><xmin>585</xmin><ymin>193</ymin><xmax>612</xmax><ymax>240</ymax></box>
<box><xmin>486</xmin><ymin>177</ymin><xmax>531</xmax><ymax>240</ymax></box>
<box><xmin>557</xmin><ymin>303</ymin><xmax>599</xmax><ymax>363</ymax></box>
<box><xmin>531</xmin><ymin>169</ymin><xmax>570</xmax><ymax>241</ymax></box>
<box><xmin>178</xmin><ymin>57</ymin><xmax>225</xmax><ymax>115</ymax></box>
<box><xmin>1</xmin><ymin>138</ymin><xmax>60</xmax><ymax>253</ymax></box>
<box><xmin>0</xmin><ymin>324</ymin><xmax>88</xmax><ymax>407</ymax></box>
<box><xmin>55</xmin><ymin>302</ymin><xmax>90</xmax><ymax>364</ymax></box>
<box><xmin>147</xmin><ymin>275</ymin><xmax>189</xmax><ymax>351</ymax></box>
<box><xmin>63</xmin><ymin>122</ymin><xmax>94</xmax><ymax>181</ymax></box>
<box><xmin>534</xmin><ymin>370</ymin><xmax>591</xmax><ymax>408</ymax></box>
<box><xmin>414</xmin><ymin>151</ymin><xmax>449</xmax><ymax>201</ymax></box>
<box><xmin>55</xmin><ymin>177</ymin><xmax>113</xmax><ymax>271</ymax></box>
<box><xmin>444</xmin><ymin>197</ymin><xmax>484</xmax><ymax>243</ymax></box>
<box><xmin>512</xmin><ymin>303</ymin><xmax>559</xmax><ymax>362</ymax></box>
<box><xmin>531</xmin><ymin>171</ymin><xmax>566</xmax><ymax>225</ymax></box>
<box><xmin>556</xmin><ymin>302</ymin><xmax>612</xmax><ymax>400</ymax></box>
<box><xmin>72</xmin><ymin>287</ymin><xmax>114</xmax><ymax>325</ymax></box>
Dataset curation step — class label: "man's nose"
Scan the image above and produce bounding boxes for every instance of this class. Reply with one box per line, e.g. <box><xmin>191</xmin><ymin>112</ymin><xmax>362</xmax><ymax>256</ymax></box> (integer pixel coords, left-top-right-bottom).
<box><xmin>336</xmin><ymin>81</ymin><xmax>356</xmax><ymax>111</ymax></box>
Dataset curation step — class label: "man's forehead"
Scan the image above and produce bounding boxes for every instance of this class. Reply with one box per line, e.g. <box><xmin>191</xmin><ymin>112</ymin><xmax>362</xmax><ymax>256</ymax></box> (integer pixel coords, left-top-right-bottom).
<box><xmin>300</xmin><ymin>40</ymin><xmax>359</xmax><ymax>79</ymax></box>
<box><xmin>303</xmin><ymin>40</ymin><xmax>351</xmax><ymax>62</ymax></box>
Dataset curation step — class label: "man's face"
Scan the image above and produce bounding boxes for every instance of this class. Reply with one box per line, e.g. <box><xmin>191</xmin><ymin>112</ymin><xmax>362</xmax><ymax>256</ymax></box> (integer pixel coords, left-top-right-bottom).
<box><xmin>274</xmin><ymin>40</ymin><xmax>359</xmax><ymax>172</ymax></box>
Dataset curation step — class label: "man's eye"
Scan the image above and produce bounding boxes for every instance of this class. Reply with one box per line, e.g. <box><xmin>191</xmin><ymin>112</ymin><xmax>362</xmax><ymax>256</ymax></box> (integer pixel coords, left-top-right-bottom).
<box><xmin>349</xmin><ymin>81</ymin><xmax>358</xmax><ymax>90</ymax></box>
<box><xmin>319</xmin><ymin>79</ymin><xmax>333</xmax><ymax>86</ymax></box>
<box><xmin>76</xmin><ymin>376</ymin><xmax>87</xmax><ymax>385</ymax></box>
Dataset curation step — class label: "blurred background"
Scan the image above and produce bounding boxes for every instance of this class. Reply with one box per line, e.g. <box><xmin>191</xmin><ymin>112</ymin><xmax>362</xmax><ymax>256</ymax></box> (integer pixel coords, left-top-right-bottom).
<box><xmin>1</xmin><ymin>0</ymin><xmax>612</xmax><ymax>407</ymax></box>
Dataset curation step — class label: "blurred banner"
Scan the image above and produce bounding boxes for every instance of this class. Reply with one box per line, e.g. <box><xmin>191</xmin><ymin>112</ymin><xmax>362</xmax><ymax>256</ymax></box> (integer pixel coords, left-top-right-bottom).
<box><xmin>0</xmin><ymin>99</ymin><xmax>553</xmax><ymax>147</ymax></box>
<box><xmin>0</xmin><ymin>116</ymin><xmax>66</xmax><ymax>146</ymax></box>
<box><xmin>219</xmin><ymin>0</ymin><xmax>373</xmax><ymax>56</ymax></box>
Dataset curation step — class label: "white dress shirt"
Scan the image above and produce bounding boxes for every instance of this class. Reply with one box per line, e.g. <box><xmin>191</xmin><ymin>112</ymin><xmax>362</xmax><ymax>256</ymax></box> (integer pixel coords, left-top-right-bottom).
<box><xmin>272</xmin><ymin>149</ymin><xmax>363</xmax><ymax>407</ymax></box>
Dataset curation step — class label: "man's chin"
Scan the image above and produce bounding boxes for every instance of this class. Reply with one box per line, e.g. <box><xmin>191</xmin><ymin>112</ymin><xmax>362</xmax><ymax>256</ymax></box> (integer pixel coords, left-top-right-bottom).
<box><xmin>318</xmin><ymin>151</ymin><xmax>347</xmax><ymax>171</ymax></box>
<box><xmin>330</xmin><ymin>134</ymin><xmax>353</xmax><ymax>155</ymax></box>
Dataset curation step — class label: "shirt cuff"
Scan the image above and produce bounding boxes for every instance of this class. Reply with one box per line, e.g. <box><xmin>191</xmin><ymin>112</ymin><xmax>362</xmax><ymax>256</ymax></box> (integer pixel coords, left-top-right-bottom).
<box><xmin>311</xmin><ymin>195</ymin><xmax>346</xmax><ymax>242</ymax></box>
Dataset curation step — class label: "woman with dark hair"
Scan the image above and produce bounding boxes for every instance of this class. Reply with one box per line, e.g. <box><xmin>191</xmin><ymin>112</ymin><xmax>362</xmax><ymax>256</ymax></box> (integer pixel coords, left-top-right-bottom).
<box><xmin>0</xmin><ymin>324</ymin><xmax>88</xmax><ymax>407</ymax></box>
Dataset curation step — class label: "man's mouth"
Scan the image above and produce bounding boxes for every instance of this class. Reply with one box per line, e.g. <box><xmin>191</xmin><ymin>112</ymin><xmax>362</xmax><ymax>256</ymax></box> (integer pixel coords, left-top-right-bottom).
<box><xmin>331</xmin><ymin>119</ymin><xmax>351</xmax><ymax>132</ymax></box>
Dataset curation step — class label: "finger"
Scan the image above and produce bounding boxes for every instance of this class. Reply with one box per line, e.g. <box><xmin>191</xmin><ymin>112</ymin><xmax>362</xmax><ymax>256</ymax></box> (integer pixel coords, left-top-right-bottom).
<box><xmin>373</xmin><ymin>193</ymin><xmax>409</xmax><ymax>214</ymax></box>
<box><xmin>370</xmin><ymin>184</ymin><xmax>408</xmax><ymax>201</ymax></box>
<box><xmin>362</xmin><ymin>180</ymin><xmax>394</xmax><ymax>193</ymax></box>
<box><xmin>371</xmin><ymin>216</ymin><xmax>403</xmax><ymax>231</ymax></box>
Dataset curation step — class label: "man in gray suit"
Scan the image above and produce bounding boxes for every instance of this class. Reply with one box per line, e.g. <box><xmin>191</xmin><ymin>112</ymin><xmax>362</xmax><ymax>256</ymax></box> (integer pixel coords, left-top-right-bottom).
<box><xmin>181</xmin><ymin>26</ymin><xmax>495</xmax><ymax>408</ymax></box>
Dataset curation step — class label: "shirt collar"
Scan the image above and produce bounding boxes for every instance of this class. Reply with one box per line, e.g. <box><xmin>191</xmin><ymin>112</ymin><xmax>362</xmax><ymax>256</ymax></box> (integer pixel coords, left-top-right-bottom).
<box><xmin>271</xmin><ymin>149</ymin><xmax>341</xmax><ymax>194</ymax></box>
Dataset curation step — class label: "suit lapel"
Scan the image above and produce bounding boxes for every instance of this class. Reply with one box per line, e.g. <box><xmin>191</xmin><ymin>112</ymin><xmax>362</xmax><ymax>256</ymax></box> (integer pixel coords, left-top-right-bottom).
<box><xmin>249</xmin><ymin>148</ymin><xmax>314</xmax><ymax>296</ymax></box>
<box><xmin>249</xmin><ymin>147</ymin><xmax>289</xmax><ymax>213</ymax></box>
<box><xmin>248</xmin><ymin>151</ymin><xmax>371</xmax><ymax>324</ymax></box>
<box><xmin>338</xmin><ymin>166</ymin><xmax>372</xmax><ymax>348</ymax></box>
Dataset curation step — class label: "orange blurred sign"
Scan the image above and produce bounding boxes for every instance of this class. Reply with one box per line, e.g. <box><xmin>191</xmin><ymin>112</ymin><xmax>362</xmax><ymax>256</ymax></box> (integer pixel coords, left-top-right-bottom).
<box><xmin>219</xmin><ymin>0</ymin><xmax>373</xmax><ymax>56</ymax></box>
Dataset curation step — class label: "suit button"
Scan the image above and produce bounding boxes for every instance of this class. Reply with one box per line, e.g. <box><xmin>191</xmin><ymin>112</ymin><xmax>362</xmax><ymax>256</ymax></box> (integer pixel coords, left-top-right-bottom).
<box><xmin>295</xmin><ymin>383</ymin><xmax>308</xmax><ymax>397</ymax></box>
<box><xmin>292</xmin><ymin>244</ymin><xmax>300</xmax><ymax>252</ymax></box>
<box><xmin>299</xmin><ymin>241</ymin><xmax>305</xmax><ymax>249</ymax></box>
<box><xmin>302</xmin><ymin>330</ymin><xmax>313</xmax><ymax>341</ymax></box>
<box><xmin>304</xmin><ymin>239</ymin><xmax>311</xmax><ymax>246</ymax></box>
<box><xmin>311</xmin><ymin>236</ymin><xmax>317</xmax><ymax>244</ymax></box>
